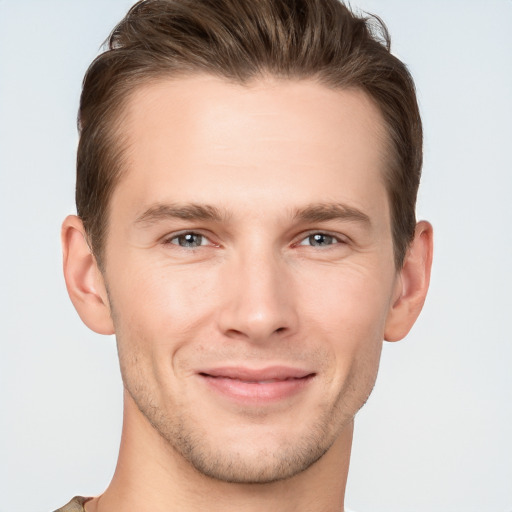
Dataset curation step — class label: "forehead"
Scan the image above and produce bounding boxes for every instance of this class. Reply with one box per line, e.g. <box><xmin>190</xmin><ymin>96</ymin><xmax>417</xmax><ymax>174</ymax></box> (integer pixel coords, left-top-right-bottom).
<box><xmin>112</xmin><ymin>75</ymin><xmax>390</xmax><ymax>224</ymax></box>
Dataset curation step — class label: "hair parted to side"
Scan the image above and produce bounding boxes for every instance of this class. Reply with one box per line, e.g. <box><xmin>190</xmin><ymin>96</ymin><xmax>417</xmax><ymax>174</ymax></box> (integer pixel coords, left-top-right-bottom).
<box><xmin>77</xmin><ymin>0</ymin><xmax>422</xmax><ymax>269</ymax></box>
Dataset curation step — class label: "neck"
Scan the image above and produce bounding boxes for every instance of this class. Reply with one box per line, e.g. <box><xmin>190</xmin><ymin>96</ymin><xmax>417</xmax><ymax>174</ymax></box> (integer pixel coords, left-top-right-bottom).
<box><xmin>88</xmin><ymin>391</ymin><xmax>352</xmax><ymax>512</ymax></box>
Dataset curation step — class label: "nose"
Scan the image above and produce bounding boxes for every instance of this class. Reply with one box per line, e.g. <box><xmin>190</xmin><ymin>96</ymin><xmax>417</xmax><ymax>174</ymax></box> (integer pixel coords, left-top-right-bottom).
<box><xmin>217</xmin><ymin>247</ymin><xmax>298</xmax><ymax>343</ymax></box>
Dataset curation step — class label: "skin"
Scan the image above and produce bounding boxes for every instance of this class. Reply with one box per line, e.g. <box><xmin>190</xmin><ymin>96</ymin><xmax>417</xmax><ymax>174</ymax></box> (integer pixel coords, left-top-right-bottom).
<box><xmin>62</xmin><ymin>75</ymin><xmax>433</xmax><ymax>512</ymax></box>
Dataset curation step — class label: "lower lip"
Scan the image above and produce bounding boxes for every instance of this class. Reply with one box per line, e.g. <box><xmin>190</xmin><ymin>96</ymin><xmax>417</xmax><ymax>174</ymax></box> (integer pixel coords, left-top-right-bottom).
<box><xmin>200</xmin><ymin>374</ymin><xmax>314</xmax><ymax>403</ymax></box>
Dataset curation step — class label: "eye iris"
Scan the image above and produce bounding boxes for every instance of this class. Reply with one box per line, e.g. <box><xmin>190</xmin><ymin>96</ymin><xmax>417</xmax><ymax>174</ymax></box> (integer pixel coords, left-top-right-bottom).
<box><xmin>310</xmin><ymin>234</ymin><xmax>333</xmax><ymax>246</ymax></box>
<box><xmin>178</xmin><ymin>233</ymin><xmax>202</xmax><ymax>247</ymax></box>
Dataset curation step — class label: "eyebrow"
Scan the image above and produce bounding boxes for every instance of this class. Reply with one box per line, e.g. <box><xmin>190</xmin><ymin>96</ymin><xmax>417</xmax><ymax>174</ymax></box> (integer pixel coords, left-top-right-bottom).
<box><xmin>134</xmin><ymin>203</ymin><xmax>225</xmax><ymax>225</ymax></box>
<box><xmin>293</xmin><ymin>203</ymin><xmax>371</xmax><ymax>226</ymax></box>
<box><xmin>134</xmin><ymin>201</ymin><xmax>371</xmax><ymax>227</ymax></box>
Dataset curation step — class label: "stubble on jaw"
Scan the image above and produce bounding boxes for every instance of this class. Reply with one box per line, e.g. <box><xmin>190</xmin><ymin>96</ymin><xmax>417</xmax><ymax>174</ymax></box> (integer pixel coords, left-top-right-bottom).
<box><xmin>124</xmin><ymin>382</ymin><xmax>337</xmax><ymax>484</ymax></box>
<box><xmin>105</xmin><ymin>265</ymin><xmax>384</xmax><ymax>485</ymax></box>
<box><xmin>115</xmin><ymin>330</ymin><xmax>382</xmax><ymax>485</ymax></box>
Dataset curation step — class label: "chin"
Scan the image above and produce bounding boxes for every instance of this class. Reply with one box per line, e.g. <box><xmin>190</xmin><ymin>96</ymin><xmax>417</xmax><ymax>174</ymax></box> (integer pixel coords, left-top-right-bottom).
<box><xmin>177</xmin><ymin>436</ymin><xmax>331</xmax><ymax>484</ymax></box>
<box><xmin>150</xmin><ymin>403</ymin><xmax>349</xmax><ymax>484</ymax></box>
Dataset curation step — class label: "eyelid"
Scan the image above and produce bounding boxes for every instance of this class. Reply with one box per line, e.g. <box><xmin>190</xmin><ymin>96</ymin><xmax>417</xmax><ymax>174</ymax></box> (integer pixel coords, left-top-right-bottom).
<box><xmin>294</xmin><ymin>230</ymin><xmax>350</xmax><ymax>246</ymax></box>
<box><xmin>161</xmin><ymin>229</ymin><xmax>219</xmax><ymax>247</ymax></box>
<box><xmin>159</xmin><ymin>228</ymin><xmax>350</xmax><ymax>248</ymax></box>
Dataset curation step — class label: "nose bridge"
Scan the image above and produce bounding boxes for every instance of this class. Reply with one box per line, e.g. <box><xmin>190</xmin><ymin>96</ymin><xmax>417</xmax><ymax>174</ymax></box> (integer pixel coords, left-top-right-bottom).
<box><xmin>218</xmin><ymin>239</ymin><xmax>297</xmax><ymax>341</ymax></box>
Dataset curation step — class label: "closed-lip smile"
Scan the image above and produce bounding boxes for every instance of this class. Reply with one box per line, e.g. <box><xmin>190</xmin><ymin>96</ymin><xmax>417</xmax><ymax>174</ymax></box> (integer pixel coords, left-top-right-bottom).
<box><xmin>197</xmin><ymin>366</ymin><xmax>316</xmax><ymax>402</ymax></box>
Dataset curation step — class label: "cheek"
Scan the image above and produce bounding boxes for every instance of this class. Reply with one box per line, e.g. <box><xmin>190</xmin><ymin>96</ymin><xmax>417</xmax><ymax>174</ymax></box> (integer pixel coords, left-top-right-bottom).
<box><xmin>109</xmin><ymin>263</ymin><xmax>222</xmax><ymax>402</ymax></box>
<box><xmin>108</xmin><ymin>260</ymin><xmax>221</xmax><ymax>349</ymax></box>
<box><xmin>299</xmin><ymin>263</ymin><xmax>393</xmax><ymax>337</ymax></box>
<box><xmin>295</xmin><ymin>262</ymin><xmax>394</xmax><ymax>382</ymax></box>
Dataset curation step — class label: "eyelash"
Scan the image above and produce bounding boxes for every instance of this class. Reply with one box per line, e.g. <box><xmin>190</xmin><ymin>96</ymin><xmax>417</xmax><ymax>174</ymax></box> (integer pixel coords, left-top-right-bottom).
<box><xmin>162</xmin><ymin>231</ymin><xmax>214</xmax><ymax>249</ymax></box>
<box><xmin>295</xmin><ymin>231</ymin><xmax>347</xmax><ymax>248</ymax></box>
<box><xmin>162</xmin><ymin>230</ymin><xmax>348</xmax><ymax>250</ymax></box>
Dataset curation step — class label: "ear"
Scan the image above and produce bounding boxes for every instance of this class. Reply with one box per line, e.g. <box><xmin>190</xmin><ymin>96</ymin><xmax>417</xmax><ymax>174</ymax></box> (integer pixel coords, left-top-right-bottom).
<box><xmin>61</xmin><ymin>215</ymin><xmax>115</xmax><ymax>335</ymax></box>
<box><xmin>384</xmin><ymin>221</ymin><xmax>433</xmax><ymax>342</ymax></box>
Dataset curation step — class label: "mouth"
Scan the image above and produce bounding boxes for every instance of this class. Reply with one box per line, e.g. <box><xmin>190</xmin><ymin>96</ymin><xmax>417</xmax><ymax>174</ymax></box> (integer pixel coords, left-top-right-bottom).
<box><xmin>197</xmin><ymin>366</ymin><xmax>316</xmax><ymax>402</ymax></box>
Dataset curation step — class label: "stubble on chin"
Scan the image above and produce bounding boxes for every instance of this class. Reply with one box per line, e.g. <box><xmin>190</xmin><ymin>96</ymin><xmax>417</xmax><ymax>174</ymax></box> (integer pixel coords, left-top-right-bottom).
<box><xmin>114</xmin><ymin>308</ymin><xmax>382</xmax><ymax>485</ymax></box>
<box><xmin>123</xmin><ymin>364</ymin><xmax>374</xmax><ymax>485</ymax></box>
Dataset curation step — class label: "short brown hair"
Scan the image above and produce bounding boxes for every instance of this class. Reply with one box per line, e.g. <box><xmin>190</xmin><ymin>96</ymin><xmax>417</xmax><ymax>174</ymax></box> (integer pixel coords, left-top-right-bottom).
<box><xmin>77</xmin><ymin>0</ymin><xmax>422</xmax><ymax>269</ymax></box>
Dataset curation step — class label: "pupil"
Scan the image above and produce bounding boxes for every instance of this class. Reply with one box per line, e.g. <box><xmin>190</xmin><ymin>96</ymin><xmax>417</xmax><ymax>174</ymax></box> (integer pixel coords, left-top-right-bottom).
<box><xmin>181</xmin><ymin>234</ymin><xmax>201</xmax><ymax>247</ymax></box>
<box><xmin>311</xmin><ymin>234</ymin><xmax>332</xmax><ymax>246</ymax></box>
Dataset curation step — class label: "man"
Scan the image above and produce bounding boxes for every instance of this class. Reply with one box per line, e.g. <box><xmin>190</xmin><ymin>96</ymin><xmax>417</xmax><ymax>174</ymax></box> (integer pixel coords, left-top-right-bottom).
<box><xmin>58</xmin><ymin>0</ymin><xmax>433</xmax><ymax>510</ymax></box>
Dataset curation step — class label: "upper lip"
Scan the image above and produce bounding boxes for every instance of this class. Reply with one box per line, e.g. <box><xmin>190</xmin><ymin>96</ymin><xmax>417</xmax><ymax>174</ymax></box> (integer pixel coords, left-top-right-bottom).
<box><xmin>198</xmin><ymin>366</ymin><xmax>315</xmax><ymax>381</ymax></box>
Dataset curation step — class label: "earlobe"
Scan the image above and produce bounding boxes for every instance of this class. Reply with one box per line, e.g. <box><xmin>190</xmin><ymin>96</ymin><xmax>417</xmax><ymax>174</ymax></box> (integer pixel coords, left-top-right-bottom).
<box><xmin>61</xmin><ymin>215</ymin><xmax>115</xmax><ymax>335</ymax></box>
<box><xmin>384</xmin><ymin>221</ymin><xmax>433</xmax><ymax>342</ymax></box>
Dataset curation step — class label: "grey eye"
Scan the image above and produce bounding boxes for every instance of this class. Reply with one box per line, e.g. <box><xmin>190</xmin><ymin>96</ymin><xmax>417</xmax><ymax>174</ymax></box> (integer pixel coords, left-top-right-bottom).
<box><xmin>171</xmin><ymin>233</ymin><xmax>205</xmax><ymax>248</ymax></box>
<box><xmin>306</xmin><ymin>233</ymin><xmax>336</xmax><ymax>246</ymax></box>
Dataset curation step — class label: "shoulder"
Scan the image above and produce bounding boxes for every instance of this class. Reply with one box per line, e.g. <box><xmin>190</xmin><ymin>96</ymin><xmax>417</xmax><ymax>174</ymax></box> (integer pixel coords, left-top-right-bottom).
<box><xmin>53</xmin><ymin>496</ymin><xmax>91</xmax><ymax>512</ymax></box>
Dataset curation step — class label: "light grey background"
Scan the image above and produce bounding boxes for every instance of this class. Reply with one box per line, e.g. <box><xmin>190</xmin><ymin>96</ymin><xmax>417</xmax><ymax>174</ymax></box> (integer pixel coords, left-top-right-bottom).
<box><xmin>1</xmin><ymin>1</ymin><xmax>511</xmax><ymax>511</ymax></box>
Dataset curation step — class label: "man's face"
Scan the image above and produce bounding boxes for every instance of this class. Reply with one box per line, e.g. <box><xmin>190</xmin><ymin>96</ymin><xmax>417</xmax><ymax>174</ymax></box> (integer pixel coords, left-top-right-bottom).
<box><xmin>103</xmin><ymin>76</ymin><xmax>400</xmax><ymax>483</ymax></box>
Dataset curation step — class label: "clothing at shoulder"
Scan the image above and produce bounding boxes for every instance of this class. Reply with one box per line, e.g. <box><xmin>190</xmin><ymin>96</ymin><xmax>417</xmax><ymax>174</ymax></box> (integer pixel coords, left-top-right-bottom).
<box><xmin>53</xmin><ymin>496</ymin><xmax>91</xmax><ymax>512</ymax></box>
<box><xmin>51</xmin><ymin>497</ymin><xmax>358</xmax><ymax>511</ymax></box>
